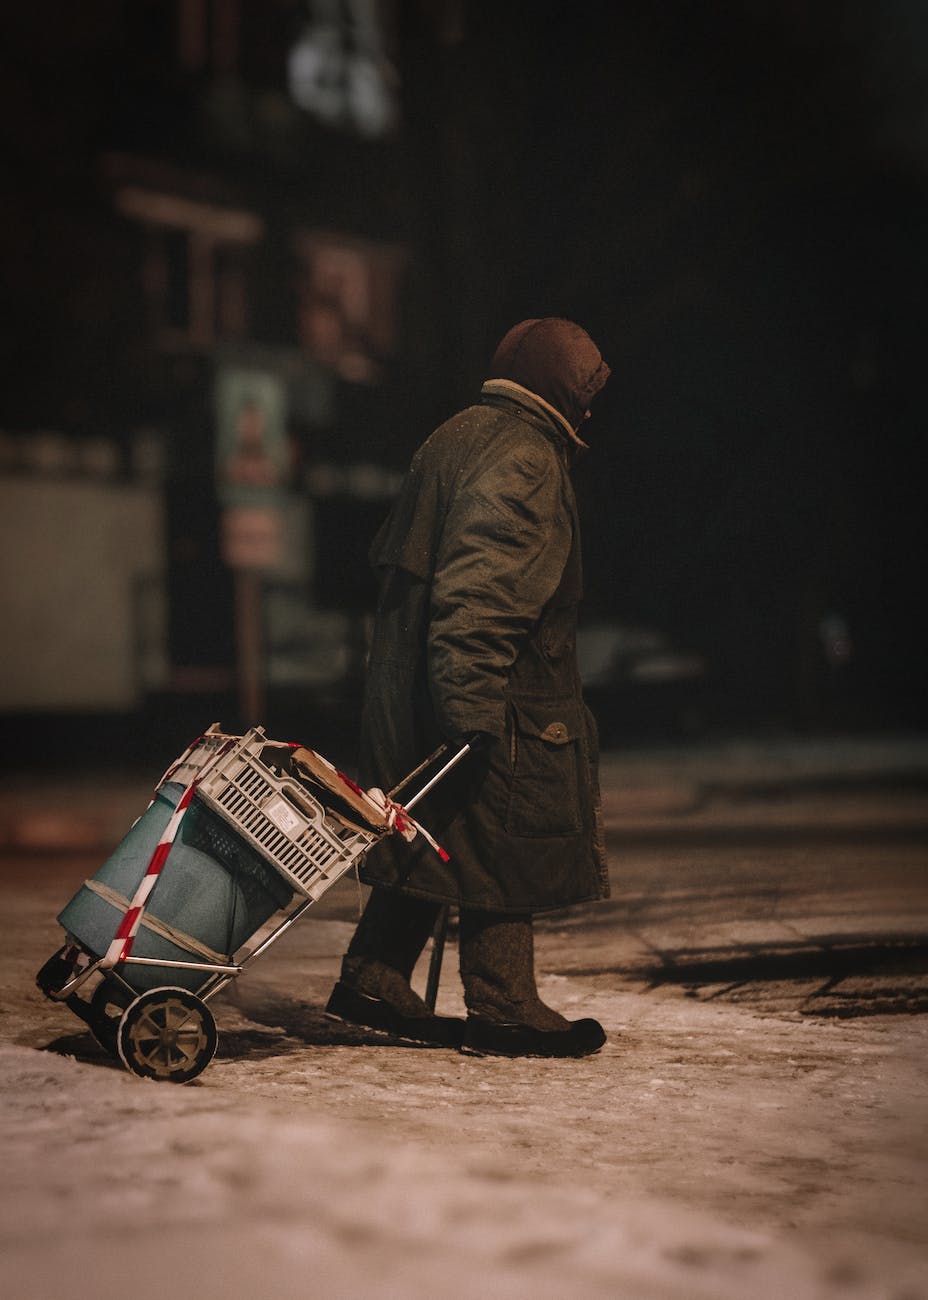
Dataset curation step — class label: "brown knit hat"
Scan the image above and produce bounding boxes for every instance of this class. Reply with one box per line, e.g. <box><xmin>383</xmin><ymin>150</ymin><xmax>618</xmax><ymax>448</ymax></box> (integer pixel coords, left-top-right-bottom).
<box><xmin>487</xmin><ymin>318</ymin><xmax>611</xmax><ymax>430</ymax></box>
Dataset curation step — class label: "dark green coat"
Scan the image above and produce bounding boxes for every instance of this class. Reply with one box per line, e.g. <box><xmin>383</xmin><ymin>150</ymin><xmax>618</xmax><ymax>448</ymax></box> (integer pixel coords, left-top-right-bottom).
<box><xmin>357</xmin><ymin>382</ymin><xmax>609</xmax><ymax>913</ymax></box>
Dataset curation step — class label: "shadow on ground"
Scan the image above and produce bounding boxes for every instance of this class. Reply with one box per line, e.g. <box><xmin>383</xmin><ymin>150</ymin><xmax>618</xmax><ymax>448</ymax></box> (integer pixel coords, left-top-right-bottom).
<box><xmin>40</xmin><ymin>991</ymin><xmax>445</xmax><ymax>1076</ymax></box>
<box><xmin>216</xmin><ymin>988</ymin><xmax>448</xmax><ymax>1052</ymax></box>
<box><xmin>559</xmin><ymin>933</ymin><xmax>928</xmax><ymax>1018</ymax></box>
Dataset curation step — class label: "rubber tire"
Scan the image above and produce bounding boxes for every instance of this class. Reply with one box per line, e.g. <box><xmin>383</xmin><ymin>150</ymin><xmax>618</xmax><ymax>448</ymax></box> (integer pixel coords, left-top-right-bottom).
<box><xmin>88</xmin><ymin>981</ymin><xmax>133</xmax><ymax>1056</ymax></box>
<box><xmin>35</xmin><ymin>946</ymin><xmax>76</xmax><ymax>998</ymax></box>
<box><xmin>117</xmin><ymin>987</ymin><xmax>218</xmax><ymax>1084</ymax></box>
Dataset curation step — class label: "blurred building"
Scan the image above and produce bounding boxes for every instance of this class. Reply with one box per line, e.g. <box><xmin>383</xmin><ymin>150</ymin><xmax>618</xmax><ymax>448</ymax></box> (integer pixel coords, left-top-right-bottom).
<box><xmin>2</xmin><ymin>1</ymin><xmax>926</xmax><ymax>758</ymax></box>
<box><xmin>1</xmin><ymin>0</ymin><xmax>423</xmax><ymax>753</ymax></box>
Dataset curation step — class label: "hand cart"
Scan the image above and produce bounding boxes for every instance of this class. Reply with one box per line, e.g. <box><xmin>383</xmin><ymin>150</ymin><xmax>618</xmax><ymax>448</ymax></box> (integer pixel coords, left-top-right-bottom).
<box><xmin>36</xmin><ymin>723</ymin><xmax>468</xmax><ymax>1084</ymax></box>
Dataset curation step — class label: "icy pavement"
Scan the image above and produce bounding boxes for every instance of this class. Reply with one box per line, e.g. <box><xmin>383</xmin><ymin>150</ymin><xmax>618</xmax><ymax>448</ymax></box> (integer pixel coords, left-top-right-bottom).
<box><xmin>0</xmin><ymin>1044</ymin><xmax>851</xmax><ymax>1300</ymax></box>
<box><xmin>2</xmin><ymin>982</ymin><xmax>926</xmax><ymax>1300</ymax></box>
<box><xmin>1</xmin><ymin>738</ymin><xmax>927</xmax><ymax>1299</ymax></box>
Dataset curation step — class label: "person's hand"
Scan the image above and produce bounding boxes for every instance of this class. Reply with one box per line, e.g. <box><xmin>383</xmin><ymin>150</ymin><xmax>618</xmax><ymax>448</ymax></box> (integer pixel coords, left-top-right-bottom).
<box><xmin>451</xmin><ymin>731</ymin><xmax>491</xmax><ymax>754</ymax></box>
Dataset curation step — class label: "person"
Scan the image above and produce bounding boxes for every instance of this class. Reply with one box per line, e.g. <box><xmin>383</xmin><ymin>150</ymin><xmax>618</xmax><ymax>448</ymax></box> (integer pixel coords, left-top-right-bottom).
<box><xmin>326</xmin><ymin>318</ymin><xmax>612</xmax><ymax>1058</ymax></box>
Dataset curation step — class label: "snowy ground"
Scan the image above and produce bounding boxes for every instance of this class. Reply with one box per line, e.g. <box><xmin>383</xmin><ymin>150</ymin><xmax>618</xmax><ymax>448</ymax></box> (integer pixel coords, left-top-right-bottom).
<box><xmin>2</xmin><ymin>742</ymin><xmax>927</xmax><ymax>1300</ymax></box>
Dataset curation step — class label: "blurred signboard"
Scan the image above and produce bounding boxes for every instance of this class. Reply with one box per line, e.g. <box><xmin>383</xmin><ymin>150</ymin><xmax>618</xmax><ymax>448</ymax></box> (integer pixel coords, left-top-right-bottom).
<box><xmin>220</xmin><ymin>505</ymin><xmax>284</xmax><ymax>571</ymax></box>
<box><xmin>215</xmin><ymin>366</ymin><xmax>287</xmax><ymax>570</ymax></box>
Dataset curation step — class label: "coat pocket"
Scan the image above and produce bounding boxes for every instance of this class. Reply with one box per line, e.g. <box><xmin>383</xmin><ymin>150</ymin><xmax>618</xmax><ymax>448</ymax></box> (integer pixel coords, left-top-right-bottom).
<box><xmin>505</xmin><ymin>698</ymin><xmax>582</xmax><ymax>837</ymax></box>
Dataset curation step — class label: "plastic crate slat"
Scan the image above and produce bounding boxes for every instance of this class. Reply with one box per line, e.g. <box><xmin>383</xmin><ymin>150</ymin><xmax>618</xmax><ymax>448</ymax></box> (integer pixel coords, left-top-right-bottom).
<box><xmin>182</xmin><ymin>731</ymin><xmax>378</xmax><ymax>898</ymax></box>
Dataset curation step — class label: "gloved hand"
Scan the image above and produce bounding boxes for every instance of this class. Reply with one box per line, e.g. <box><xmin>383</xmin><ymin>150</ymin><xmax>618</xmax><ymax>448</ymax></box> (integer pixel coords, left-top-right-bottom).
<box><xmin>452</xmin><ymin>731</ymin><xmax>492</xmax><ymax>755</ymax></box>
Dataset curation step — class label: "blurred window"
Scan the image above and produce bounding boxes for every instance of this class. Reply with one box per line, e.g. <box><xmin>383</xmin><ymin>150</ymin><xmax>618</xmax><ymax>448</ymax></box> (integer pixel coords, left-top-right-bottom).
<box><xmin>177</xmin><ymin>0</ymin><xmax>241</xmax><ymax>76</ymax></box>
<box><xmin>117</xmin><ymin>187</ymin><xmax>262</xmax><ymax>348</ymax></box>
<box><xmin>163</xmin><ymin>228</ymin><xmax>191</xmax><ymax>332</ymax></box>
<box><xmin>293</xmin><ymin>230</ymin><xmax>406</xmax><ymax>382</ymax></box>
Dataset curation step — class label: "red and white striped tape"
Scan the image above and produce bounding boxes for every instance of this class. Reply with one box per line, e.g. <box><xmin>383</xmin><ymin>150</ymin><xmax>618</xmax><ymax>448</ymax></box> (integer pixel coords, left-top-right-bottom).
<box><xmin>295</xmin><ymin>744</ymin><xmax>451</xmax><ymax>863</ymax></box>
<box><xmin>102</xmin><ymin>728</ymin><xmax>450</xmax><ymax>971</ymax></box>
<box><xmin>102</xmin><ymin>735</ymin><xmax>234</xmax><ymax>969</ymax></box>
<box><xmin>102</xmin><ymin>777</ymin><xmax>200</xmax><ymax>967</ymax></box>
<box><xmin>363</xmin><ymin>785</ymin><xmax>451</xmax><ymax>863</ymax></box>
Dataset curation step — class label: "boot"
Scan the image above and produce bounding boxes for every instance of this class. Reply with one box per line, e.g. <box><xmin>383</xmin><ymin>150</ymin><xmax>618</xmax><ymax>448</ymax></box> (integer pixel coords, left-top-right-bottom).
<box><xmin>326</xmin><ymin>887</ymin><xmax>464</xmax><ymax>1046</ymax></box>
<box><xmin>459</xmin><ymin>911</ymin><xmax>605</xmax><ymax>1058</ymax></box>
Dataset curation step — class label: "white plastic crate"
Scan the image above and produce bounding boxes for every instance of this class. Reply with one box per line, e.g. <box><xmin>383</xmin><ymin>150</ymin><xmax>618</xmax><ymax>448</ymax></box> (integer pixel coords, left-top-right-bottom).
<box><xmin>165</xmin><ymin>726</ymin><xmax>236</xmax><ymax>789</ymax></box>
<box><xmin>167</xmin><ymin>727</ymin><xmax>380</xmax><ymax>899</ymax></box>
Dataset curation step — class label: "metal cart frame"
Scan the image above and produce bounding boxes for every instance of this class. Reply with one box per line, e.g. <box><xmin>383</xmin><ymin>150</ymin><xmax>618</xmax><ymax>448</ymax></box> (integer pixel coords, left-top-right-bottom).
<box><xmin>36</xmin><ymin>723</ymin><xmax>468</xmax><ymax>1083</ymax></box>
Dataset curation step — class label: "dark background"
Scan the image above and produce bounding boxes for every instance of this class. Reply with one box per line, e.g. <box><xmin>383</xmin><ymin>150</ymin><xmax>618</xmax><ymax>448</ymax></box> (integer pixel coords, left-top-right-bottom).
<box><xmin>2</xmin><ymin>1</ymin><xmax>926</xmax><ymax>758</ymax></box>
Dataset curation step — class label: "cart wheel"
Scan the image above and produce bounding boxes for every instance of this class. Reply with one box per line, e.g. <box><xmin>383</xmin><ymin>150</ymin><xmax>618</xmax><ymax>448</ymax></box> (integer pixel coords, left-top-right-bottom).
<box><xmin>117</xmin><ymin>987</ymin><xmax>218</xmax><ymax>1084</ymax></box>
<box><xmin>88</xmin><ymin>982</ymin><xmax>133</xmax><ymax>1056</ymax></box>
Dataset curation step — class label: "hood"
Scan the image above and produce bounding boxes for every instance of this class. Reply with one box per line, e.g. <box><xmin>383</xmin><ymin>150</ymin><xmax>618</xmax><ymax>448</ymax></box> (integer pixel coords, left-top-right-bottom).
<box><xmin>487</xmin><ymin>318</ymin><xmax>611</xmax><ymax>432</ymax></box>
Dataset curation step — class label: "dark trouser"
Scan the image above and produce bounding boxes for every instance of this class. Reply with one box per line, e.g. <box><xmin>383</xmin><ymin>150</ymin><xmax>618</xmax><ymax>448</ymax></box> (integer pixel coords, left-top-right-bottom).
<box><xmin>341</xmin><ymin>886</ymin><xmax>569</xmax><ymax>1031</ymax></box>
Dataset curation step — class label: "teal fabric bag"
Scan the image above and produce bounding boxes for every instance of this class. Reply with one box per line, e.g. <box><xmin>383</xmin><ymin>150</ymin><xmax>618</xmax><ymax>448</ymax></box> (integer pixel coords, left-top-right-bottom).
<box><xmin>58</xmin><ymin>783</ymin><xmax>294</xmax><ymax>992</ymax></box>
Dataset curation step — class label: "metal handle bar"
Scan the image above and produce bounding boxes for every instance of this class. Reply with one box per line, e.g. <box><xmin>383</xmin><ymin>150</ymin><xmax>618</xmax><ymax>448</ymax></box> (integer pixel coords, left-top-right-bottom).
<box><xmin>387</xmin><ymin>741</ymin><xmax>450</xmax><ymax>799</ymax></box>
<box><xmin>397</xmin><ymin>741</ymin><xmax>472</xmax><ymax>812</ymax></box>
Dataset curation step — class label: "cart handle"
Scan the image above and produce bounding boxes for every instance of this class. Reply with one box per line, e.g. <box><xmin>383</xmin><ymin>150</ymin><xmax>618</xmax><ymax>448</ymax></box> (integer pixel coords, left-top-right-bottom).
<box><xmin>398</xmin><ymin>741</ymin><xmax>472</xmax><ymax>812</ymax></box>
<box><xmin>387</xmin><ymin>741</ymin><xmax>450</xmax><ymax>800</ymax></box>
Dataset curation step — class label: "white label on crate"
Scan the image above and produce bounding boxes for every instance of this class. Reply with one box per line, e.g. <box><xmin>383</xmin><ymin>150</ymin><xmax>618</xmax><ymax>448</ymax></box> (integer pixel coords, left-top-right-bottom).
<box><xmin>264</xmin><ymin>796</ymin><xmax>304</xmax><ymax>836</ymax></box>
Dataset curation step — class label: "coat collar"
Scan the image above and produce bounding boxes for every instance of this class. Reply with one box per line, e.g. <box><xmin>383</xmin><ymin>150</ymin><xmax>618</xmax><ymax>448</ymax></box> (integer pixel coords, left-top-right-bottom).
<box><xmin>479</xmin><ymin>379</ymin><xmax>590</xmax><ymax>451</ymax></box>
